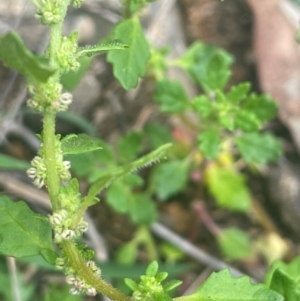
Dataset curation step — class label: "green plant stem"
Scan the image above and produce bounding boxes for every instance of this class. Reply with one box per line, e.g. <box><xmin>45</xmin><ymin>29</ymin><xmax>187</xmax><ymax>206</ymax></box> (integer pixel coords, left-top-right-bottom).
<box><xmin>43</xmin><ymin>111</ymin><xmax>60</xmax><ymax>211</ymax></box>
<box><xmin>61</xmin><ymin>241</ymin><xmax>132</xmax><ymax>301</ymax></box>
<box><xmin>42</xmin><ymin>1</ymin><xmax>70</xmax><ymax>210</ymax></box>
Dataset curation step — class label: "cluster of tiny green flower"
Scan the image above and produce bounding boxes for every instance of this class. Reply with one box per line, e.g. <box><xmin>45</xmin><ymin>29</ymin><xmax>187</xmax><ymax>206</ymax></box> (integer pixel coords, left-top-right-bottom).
<box><xmin>26</xmin><ymin>154</ymin><xmax>71</xmax><ymax>189</ymax></box>
<box><xmin>125</xmin><ymin>261</ymin><xmax>182</xmax><ymax>301</ymax></box>
<box><xmin>26</xmin><ymin>135</ymin><xmax>71</xmax><ymax>188</ymax></box>
<box><xmin>26</xmin><ymin>155</ymin><xmax>47</xmax><ymax>188</ymax></box>
<box><xmin>55</xmin><ymin>257</ymin><xmax>100</xmax><ymax>296</ymax></box>
<box><xmin>27</xmin><ymin>81</ymin><xmax>63</xmax><ymax>112</ymax></box>
<box><xmin>27</xmin><ymin>87</ymin><xmax>73</xmax><ymax>113</ymax></box>
<box><xmin>57</xmin><ymin>31</ymin><xmax>80</xmax><ymax>73</ymax></box>
<box><xmin>49</xmin><ymin>209</ymin><xmax>89</xmax><ymax>243</ymax></box>
<box><xmin>35</xmin><ymin>0</ymin><xmax>64</xmax><ymax>25</ymax></box>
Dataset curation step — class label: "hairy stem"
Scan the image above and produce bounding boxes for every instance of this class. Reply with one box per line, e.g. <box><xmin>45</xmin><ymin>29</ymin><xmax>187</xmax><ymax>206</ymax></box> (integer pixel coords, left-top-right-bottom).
<box><xmin>43</xmin><ymin>111</ymin><xmax>60</xmax><ymax>211</ymax></box>
<box><xmin>61</xmin><ymin>241</ymin><xmax>131</xmax><ymax>301</ymax></box>
<box><xmin>42</xmin><ymin>1</ymin><xmax>69</xmax><ymax>210</ymax></box>
<box><xmin>42</xmin><ymin>3</ymin><xmax>133</xmax><ymax>300</ymax></box>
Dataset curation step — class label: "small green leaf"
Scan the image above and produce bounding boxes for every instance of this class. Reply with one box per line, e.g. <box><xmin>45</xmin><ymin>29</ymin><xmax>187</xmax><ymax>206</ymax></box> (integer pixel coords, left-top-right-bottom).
<box><xmin>152</xmin><ymin>292</ymin><xmax>173</xmax><ymax>301</ymax></box>
<box><xmin>129</xmin><ymin>193</ymin><xmax>157</xmax><ymax>224</ymax></box>
<box><xmin>197</xmin><ymin>129</ymin><xmax>220</xmax><ymax>159</ymax></box>
<box><xmin>124</xmin><ymin>278</ymin><xmax>139</xmax><ymax>291</ymax></box>
<box><xmin>106</xmin><ymin>181</ymin><xmax>157</xmax><ymax>224</ymax></box>
<box><xmin>189</xmin><ymin>45</ymin><xmax>233</xmax><ymax>91</ymax></box>
<box><xmin>218</xmin><ymin>228</ymin><xmax>253</xmax><ymax>260</ymax></box>
<box><xmin>163</xmin><ymin>280</ymin><xmax>182</xmax><ymax>292</ymax></box>
<box><xmin>0</xmin><ymin>31</ymin><xmax>55</xmax><ymax>83</ymax></box>
<box><xmin>151</xmin><ymin>161</ymin><xmax>189</xmax><ymax>200</ymax></box>
<box><xmin>154</xmin><ymin>79</ymin><xmax>189</xmax><ymax>113</ymax></box>
<box><xmin>190</xmin><ymin>269</ymin><xmax>283</xmax><ymax>301</ymax></box>
<box><xmin>235</xmin><ymin>133</ymin><xmax>282</xmax><ymax>164</ymax></box>
<box><xmin>106</xmin><ymin>181</ymin><xmax>130</xmax><ymax>214</ymax></box>
<box><xmin>206</xmin><ymin>166</ymin><xmax>251</xmax><ymax>211</ymax></box>
<box><xmin>176</xmin><ymin>42</ymin><xmax>204</xmax><ymax>70</ymax></box>
<box><xmin>192</xmin><ymin>95</ymin><xmax>213</xmax><ymax>117</ymax></box>
<box><xmin>227</xmin><ymin>82</ymin><xmax>251</xmax><ymax>103</ymax></box>
<box><xmin>243</xmin><ymin>93</ymin><xmax>278</xmax><ymax>122</ymax></box>
<box><xmin>77</xmin><ymin>39</ymin><xmax>128</xmax><ymax>57</ymax></box>
<box><xmin>234</xmin><ymin>110</ymin><xmax>260</xmax><ymax>132</ymax></box>
<box><xmin>146</xmin><ymin>260</ymin><xmax>159</xmax><ymax>277</ymax></box>
<box><xmin>107</xmin><ymin>17</ymin><xmax>150</xmax><ymax>89</ymax></box>
<box><xmin>61</xmin><ymin>133</ymin><xmax>102</xmax><ymax>155</ymax></box>
<box><xmin>118</xmin><ymin>131</ymin><xmax>143</xmax><ymax>162</ymax></box>
<box><xmin>156</xmin><ymin>272</ymin><xmax>168</xmax><ymax>283</ymax></box>
<box><xmin>219</xmin><ymin>115</ymin><xmax>234</xmax><ymax>131</ymax></box>
<box><xmin>0</xmin><ymin>153</ymin><xmax>30</xmax><ymax>170</ymax></box>
<box><xmin>144</xmin><ymin>123</ymin><xmax>172</xmax><ymax>149</ymax></box>
<box><xmin>0</xmin><ymin>196</ymin><xmax>54</xmax><ymax>257</ymax></box>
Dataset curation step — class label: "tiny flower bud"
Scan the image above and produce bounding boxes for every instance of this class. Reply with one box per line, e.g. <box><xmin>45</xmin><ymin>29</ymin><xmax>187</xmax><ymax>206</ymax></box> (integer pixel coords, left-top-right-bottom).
<box><xmin>92</xmin><ymin>266</ymin><xmax>101</xmax><ymax>277</ymax></box>
<box><xmin>55</xmin><ymin>257</ymin><xmax>65</xmax><ymax>270</ymax></box>
<box><xmin>59</xmin><ymin>209</ymin><xmax>68</xmax><ymax>219</ymax></box>
<box><xmin>70</xmin><ymin>287</ymin><xmax>80</xmax><ymax>295</ymax></box>
<box><xmin>26</xmin><ymin>167</ymin><xmax>36</xmax><ymax>179</ymax></box>
<box><xmin>66</xmin><ymin>275</ymin><xmax>76</xmax><ymax>285</ymax></box>
<box><xmin>49</xmin><ymin>213</ymin><xmax>63</xmax><ymax>226</ymax></box>
<box><xmin>31</xmin><ymin>156</ymin><xmax>42</xmax><ymax>167</ymax></box>
<box><xmin>60</xmin><ymin>93</ymin><xmax>73</xmax><ymax>105</ymax></box>
<box><xmin>86</xmin><ymin>287</ymin><xmax>97</xmax><ymax>296</ymax></box>
<box><xmin>33</xmin><ymin>177</ymin><xmax>44</xmax><ymax>188</ymax></box>
<box><xmin>62</xmin><ymin>229</ymin><xmax>75</xmax><ymax>241</ymax></box>
<box><xmin>63</xmin><ymin>161</ymin><xmax>71</xmax><ymax>169</ymax></box>
<box><xmin>74</xmin><ymin>279</ymin><xmax>85</xmax><ymax>289</ymax></box>
<box><xmin>60</xmin><ymin>170</ymin><xmax>71</xmax><ymax>181</ymax></box>
<box><xmin>77</xmin><ymin>220</ymin><xmax>89</xmax><ymax>232</ymax></box>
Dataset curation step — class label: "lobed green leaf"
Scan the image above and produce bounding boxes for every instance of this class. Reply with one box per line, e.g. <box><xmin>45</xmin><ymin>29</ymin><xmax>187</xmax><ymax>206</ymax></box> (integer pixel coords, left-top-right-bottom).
<box><xmin>192</xmin><ymin>95</ymin><xmax>213</xmax><ymax>117</ymax></box>
<box><xmin>197</xmin><ymin>129</ymin><xmax>220</xmax><ymax>159</ymax></box>
<box><xmin>227</xmin><ymin>82</ymin><xmax>251</xmax><ymax>103</ymax></box>
<box><xmin>188</xmin><ymin>45</ymin><xmax>233</xmax><ymax>91</ymax></box>
<box><xmin>235</xmin><ymin>133</ymin><xmax>282</xmax><ymax>164</ymax></box>
<box><xmin>150</xmin><ymin>161</ymin><xmax>189</xmax><ymax>200</ymax></box>
<box><xmin>189</xmin><ymin>269</ymin><xmax>283</xmax><ymax>301</ymax></box>
<box><xmin>154</xmin><ymin>79</ymin><xmax>189</xmax><ymax>113</ymax></box>
<box><xmin>242</xmin><ymin>93</ymin><xmax>278</xmax><ymax>122</ymax></box>
<box><xmin>234</xmin><ymin>110</ymin><xmax>260</xmax><ymax>132</ymax></box>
